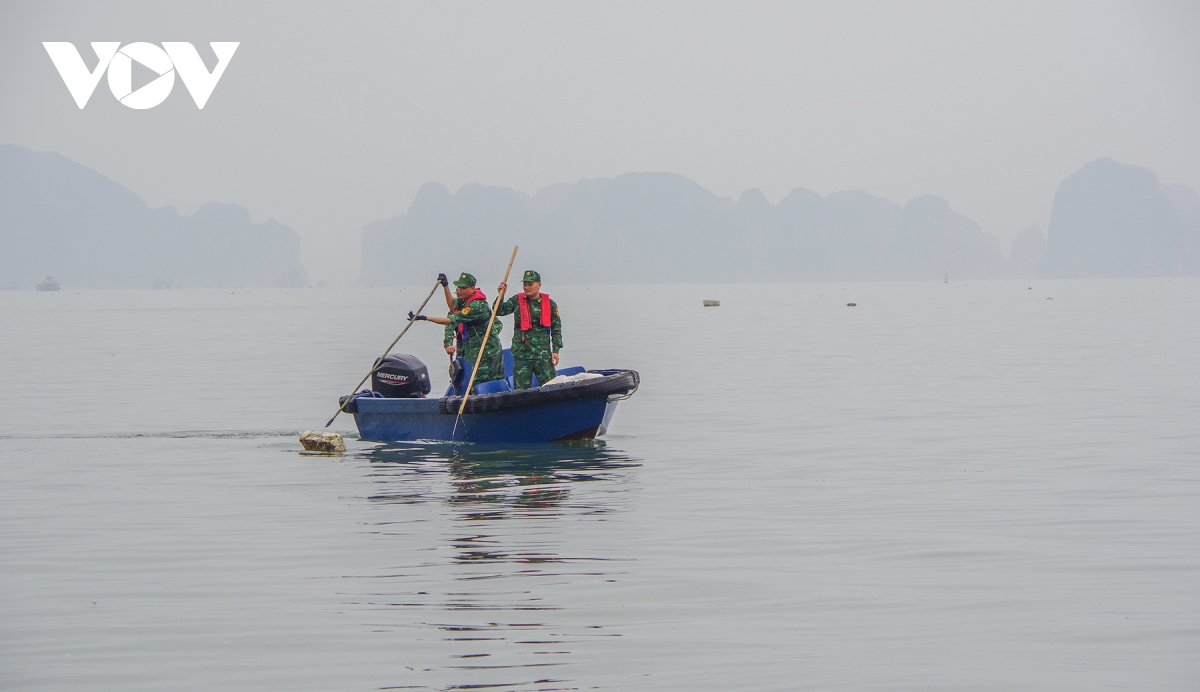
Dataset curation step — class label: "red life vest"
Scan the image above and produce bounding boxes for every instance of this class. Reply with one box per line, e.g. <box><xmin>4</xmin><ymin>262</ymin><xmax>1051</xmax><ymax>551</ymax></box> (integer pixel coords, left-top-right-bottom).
<box><xmin>517</xmin><ymin>292</ymin><xmax>552</xmax><ymax>331</ymax></box>
<box><xmin>453</xmin><ymin>289</ymin><xmax>487</xmax><ymax>340</ymax></box>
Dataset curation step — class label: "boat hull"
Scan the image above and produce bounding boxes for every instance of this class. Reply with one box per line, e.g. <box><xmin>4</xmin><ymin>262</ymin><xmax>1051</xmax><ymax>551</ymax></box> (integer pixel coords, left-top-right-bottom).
<box><xmin>352</xmin><ymin>395</ymin><xmax>622</xmax><ymax>443</ymax></box>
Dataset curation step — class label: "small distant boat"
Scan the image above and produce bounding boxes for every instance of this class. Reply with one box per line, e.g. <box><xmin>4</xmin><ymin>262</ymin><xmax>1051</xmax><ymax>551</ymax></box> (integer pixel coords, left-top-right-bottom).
<box><xmin>35</xmin><ymin>277</ymin><xmax>61</xmax><ymax>291</ymax></box>
<box><xmin>0</xmin><ymin>281</ymin><xmax>18</xmax><ymax>291</ymax></box>
<box><xmin>339</xmin><ymin>351</ymin><xmax>639</xmax><ymax>443</ymax></box>
<box><xmin>703</xmin><ymin>300</ymin><xmax>720</xmax><ymax>307</ymax></box>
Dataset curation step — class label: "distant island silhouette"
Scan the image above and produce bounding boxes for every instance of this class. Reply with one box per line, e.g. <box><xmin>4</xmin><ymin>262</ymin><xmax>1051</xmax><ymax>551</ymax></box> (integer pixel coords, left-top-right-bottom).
<box><xmin>3</xmin><ymin>144</ymin><xmax>1197</xmax><ymax>288</ymax></box>
<box><xmin>0</xmin><ymin>145</ymin><xmax>309</xmax><ymax>289</ymax></box>
<box><xmin>361</xmin><ymin>161</ymin><xmax>1199</xmax><ymax>285</ymax></box>
<box><xmin>1041</xmin><ymin>158</ymin><xmax>1200</xmax><ymax>278</ymax></box>
<box><xmin>361</xmin><ymin>174</ymin><xmax>1010</xmax><ymax>286</ymax></box>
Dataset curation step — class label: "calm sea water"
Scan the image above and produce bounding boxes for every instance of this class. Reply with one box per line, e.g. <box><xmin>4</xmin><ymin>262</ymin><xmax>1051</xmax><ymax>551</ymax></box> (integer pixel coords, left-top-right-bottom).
<box><xmin>2</xmin><ymin>280</ymin><xmax>1198</xmax><ymax>691</ymax></box>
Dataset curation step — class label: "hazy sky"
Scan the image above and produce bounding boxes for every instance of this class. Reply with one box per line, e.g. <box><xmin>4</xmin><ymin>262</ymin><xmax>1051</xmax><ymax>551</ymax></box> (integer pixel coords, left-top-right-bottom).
<box><xmin>2</xmin><ymin>0</ymin><xmax>1198</xmax><ymax>283</ymax></box>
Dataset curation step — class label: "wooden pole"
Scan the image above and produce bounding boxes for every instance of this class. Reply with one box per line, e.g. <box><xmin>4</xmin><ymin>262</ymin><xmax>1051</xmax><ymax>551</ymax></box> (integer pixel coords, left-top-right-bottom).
<box><xmin>454</xmin><ymin>246</ymin><xmax>518</xmax><ymax>432</ymax></box>
<box><xmin>324</xmin><ymin>279</ymin><xmax>442</xmax><ymax>428</ymax></box>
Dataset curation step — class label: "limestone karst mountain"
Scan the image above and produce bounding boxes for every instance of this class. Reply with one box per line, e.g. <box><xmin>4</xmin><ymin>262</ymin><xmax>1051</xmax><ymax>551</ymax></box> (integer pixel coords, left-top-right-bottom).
<box><xmin>1040</xmin><ymin>158</ymin><xmax>1200</xmax><ymax>278</ymax></box>
<box><xmin>363</xmin><ymin>160</ymin><xmax>1200</xmax><ymax>285</ymax></box>
<box><xmin>1008</xmin><ymin>225</ymin><xmax>1046</xmax><ymax>279</ymax></box>
<box><xmin>361</xmin><ymin>173</ymin><xmax>1009</xmax><ymax>285</ymax></box>
<box><xmin>11</xmin><ymin>144</ymin><xmax>1196</xmax><ymax>288</ymax></box>
<box><xmin>0</xmin><ymin>145</ymin><xmax>309</xmax><ymax>288</ymax></box>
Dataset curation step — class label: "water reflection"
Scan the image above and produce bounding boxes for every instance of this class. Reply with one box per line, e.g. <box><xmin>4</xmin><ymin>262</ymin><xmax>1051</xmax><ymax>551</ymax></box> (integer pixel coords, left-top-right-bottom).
<box><xmin>348</xmin><ymin>441</ymin><xmax>639</xmax><ymax>691</ymax></box>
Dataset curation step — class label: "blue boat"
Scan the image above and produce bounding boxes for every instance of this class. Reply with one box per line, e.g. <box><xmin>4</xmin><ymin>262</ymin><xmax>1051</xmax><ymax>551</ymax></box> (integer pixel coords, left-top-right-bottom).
<box><xmin>340</xmin><ymin>350</ymin><xmax>639</xmax><ymax>444</ymax></box>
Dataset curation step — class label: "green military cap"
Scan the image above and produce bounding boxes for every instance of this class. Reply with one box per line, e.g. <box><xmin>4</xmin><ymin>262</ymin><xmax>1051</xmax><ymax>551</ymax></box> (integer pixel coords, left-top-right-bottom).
<box><xmin>521</xmin><ymin>270</ymin><xmax>541</xmax><ymax>283</ymax></box>
<box><xmin>453</xmin><ymin>272</ymin><xmax>476</xmax><ymax>287</ymax></box>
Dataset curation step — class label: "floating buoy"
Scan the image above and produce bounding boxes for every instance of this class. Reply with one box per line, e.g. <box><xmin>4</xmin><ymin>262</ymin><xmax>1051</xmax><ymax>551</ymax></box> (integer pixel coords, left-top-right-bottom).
<box><xmin>300</xmin><ymin>430</ymin><xmax>345</xmax><ymax>453</ymax></box>
<box><xmin>703</xmin><ymin>300</ymin><xmax>720</xmax><ymax>307</ymax></box>
<box><xmin>847</xmin><ymin>302</ymin><xmax>857</xmax><ymax>307</ymax></box>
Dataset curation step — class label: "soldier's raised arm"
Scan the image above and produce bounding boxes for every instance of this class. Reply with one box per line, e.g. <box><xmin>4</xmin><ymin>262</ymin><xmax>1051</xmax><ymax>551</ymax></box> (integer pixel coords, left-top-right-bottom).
<box><xmin>495</xmin><ymin>284</ymin><xmax>517</xmax><ymax>316</ymax></box>
<box><xmin>438</xmin><ymin>273</ymin><xmax>454</xmax><ymax>310</ymax></box>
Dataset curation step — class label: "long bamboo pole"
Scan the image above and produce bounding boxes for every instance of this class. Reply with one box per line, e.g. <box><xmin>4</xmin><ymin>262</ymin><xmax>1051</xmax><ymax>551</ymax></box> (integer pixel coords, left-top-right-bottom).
<box><xmin>324</xmin><ymin>279</ymin><xmax>442</xmax><ymax>428</ymax></box>
<box><xmin>453</xmin><ymin>246</ymin><xmax>518</xmax><ymax>434</ymax></box>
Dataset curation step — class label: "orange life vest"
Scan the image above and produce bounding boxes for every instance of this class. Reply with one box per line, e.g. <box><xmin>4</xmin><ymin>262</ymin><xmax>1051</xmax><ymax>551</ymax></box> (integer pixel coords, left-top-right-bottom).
<box><xmin>517</xmin><ymin>292</ymin><xmax>551</xmax><ymax>331</ymax></box>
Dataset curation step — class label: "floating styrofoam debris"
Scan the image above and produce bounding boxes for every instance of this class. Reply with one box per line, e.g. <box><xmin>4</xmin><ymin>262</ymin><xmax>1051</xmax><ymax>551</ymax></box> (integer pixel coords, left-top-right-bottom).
<box><xmin>300</xmin><ymin>430</ymin><xmax>345</xmax><ymax>453</ymax></box>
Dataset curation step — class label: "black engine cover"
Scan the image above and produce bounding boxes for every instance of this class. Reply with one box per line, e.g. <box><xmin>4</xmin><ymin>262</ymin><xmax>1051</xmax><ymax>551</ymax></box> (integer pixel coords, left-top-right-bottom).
<box><xmin>371</xmin><ymin>354</ymin><xmax>432</xmax><ymax>398</ymax></box>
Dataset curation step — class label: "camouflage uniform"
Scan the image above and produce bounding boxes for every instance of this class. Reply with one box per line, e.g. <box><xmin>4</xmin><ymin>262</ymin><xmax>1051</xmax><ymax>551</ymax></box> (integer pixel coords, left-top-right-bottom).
<box><xmin>496</xmin><ymin>271</ymin><xmax>562</xmax><ymax>389</ymax></box>
<box><xmin>443</xmin><ymin>287</ymin><xmax>505</xmax><ymax>388</ymax></box>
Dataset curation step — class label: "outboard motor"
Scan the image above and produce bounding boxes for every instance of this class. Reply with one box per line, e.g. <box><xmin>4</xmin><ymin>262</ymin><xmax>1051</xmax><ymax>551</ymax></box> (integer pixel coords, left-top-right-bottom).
<box><xmin>371</xmin><ymin>354</ymin><xmax>432</xmax><ymax>398</ymax></box>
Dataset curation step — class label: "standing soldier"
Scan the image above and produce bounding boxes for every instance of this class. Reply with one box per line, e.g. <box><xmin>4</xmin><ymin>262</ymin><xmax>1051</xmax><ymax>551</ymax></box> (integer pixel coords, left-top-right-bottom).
<box><xmin>409</xmin><ymin>272</ymin><xmax>505</xmax><ymax>388</ymax></box>
<box><xmin>496</xmin><ymin>270</ymin><xmax>562</xmax><ymax>389</ymax></box>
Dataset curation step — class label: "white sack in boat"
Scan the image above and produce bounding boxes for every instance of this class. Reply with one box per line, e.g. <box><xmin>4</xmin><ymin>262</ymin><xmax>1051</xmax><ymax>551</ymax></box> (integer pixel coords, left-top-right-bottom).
<box><xmin>543</xmin><ymin>372</ymin><xmax>605</xmax><ymax>387</ymax></box>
